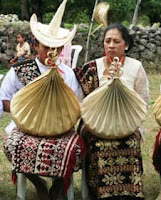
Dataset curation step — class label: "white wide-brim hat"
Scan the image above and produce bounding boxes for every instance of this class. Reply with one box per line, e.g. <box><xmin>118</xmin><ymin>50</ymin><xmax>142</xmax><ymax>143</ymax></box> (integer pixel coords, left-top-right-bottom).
<box><xmin>30</xmin><ymin>0</ymin><xmax>77</xmax><ymax>48</ymax></box>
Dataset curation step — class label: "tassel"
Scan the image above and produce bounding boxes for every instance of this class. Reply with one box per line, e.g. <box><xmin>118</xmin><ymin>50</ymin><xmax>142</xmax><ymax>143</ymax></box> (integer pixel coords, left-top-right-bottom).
<box><xmin>12</xmin><ymin>172</ymin><xmax>17</xmax><ymax>185</ymax></box>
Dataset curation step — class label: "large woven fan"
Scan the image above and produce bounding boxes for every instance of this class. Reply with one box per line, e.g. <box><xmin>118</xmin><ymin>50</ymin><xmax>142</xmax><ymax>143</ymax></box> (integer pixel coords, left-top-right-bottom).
<box><xmin>11</xmin><ymin>68</ymin><xmax>80</xmax><ymax>136</ymax></box>
<box><xmin>81</xmin><ymin>78</ymin><xmax>147</xmax><ymax>139</ymax></box>
<box><xmin>153</xmin><ymin>95</ymin><xmax>161</xmax><ymax>126</ymax></box>
<box><xmin>94</xmin><ymin>2</ymin><xmax>110</xmax><ymax>27</ymax></box>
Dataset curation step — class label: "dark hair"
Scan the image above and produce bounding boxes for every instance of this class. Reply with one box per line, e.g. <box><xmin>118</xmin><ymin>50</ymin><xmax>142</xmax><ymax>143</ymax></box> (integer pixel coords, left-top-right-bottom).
<box><xmin>29</xmin><ymin>35</ymin><xmax>39</xmax><ymax>55</ymax></box>
<box><xmin>30</xmin><ymin>35</ymin><xmax>39</xmax><ymax>46</ymax></box>
<box><xmin>16</xmin><ymin>32</ymin><xmax>27</xmax><ymax>41</ymax></box>
<box><xmin>103</xmin><ymin>23</ymin><xmax>133</xmax><ymax>51</ymax></box>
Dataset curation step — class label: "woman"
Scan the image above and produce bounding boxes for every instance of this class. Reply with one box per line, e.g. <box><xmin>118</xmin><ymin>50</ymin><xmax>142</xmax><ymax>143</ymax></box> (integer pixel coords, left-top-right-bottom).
<box><xmin>74</xmin><ymin>23</ymin><xmax>149</xmax><ymax>200</ymax></box>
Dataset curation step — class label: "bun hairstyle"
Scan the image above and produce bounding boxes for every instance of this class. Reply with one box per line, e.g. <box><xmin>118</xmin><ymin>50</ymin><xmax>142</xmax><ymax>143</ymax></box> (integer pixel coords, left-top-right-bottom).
<box><xmin>103</xmin><ymin>23</ymin><xmax>133</xmax><ymax>51</ymax></box>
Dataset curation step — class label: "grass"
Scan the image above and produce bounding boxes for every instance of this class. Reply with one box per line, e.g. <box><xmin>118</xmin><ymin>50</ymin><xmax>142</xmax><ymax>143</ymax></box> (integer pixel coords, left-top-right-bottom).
<box><xmin>0</xmin><ymin>67</ymin><xmax>161</xmax><ymax>199</ymax></box>
<box><xmin>142</xmin><ymin>74</ymin><xmax>161</xmax><ymax>200</ymax></box>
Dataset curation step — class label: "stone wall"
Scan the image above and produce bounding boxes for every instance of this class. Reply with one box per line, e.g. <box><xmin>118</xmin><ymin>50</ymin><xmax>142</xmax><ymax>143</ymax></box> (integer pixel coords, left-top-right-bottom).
<box><xmin>77</xmin><ymin>24</ymin><xmax>161</xmax><ymax>73</ymax></box>
<box><xmin>0</xmin><ymin>14</ymin><xmax>31</xmax><ymax>65</ymax></box>
<box><xmin>0</xmin><ymin>14</ymin><xmax>161</xmax><ymax>72</ymax></box>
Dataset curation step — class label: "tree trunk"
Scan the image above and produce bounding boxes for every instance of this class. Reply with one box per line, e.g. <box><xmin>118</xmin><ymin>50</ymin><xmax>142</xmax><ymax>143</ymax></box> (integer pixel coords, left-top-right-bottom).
<box><xmin>31</xmin><ymin>0</ymin><xmax>43</xmax><ymax>22</ymax></box>
<box><xmin>21</xmin><ymin>0</ymin><xmax>30</xmax><ymax>20</ymax></box>
<box><xmin>132</xmin><ymin>0</ymin><xmax>142</xmax><ymax>26</ymax></box>
<box><xmin>85</xmin><ymin>0</ymin><xmax>98</xmax><ymax>63</ymax></box>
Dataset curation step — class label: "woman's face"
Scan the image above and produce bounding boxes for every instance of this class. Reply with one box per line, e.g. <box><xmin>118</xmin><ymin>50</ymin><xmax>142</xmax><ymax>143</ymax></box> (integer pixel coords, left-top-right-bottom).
<box><xmin>104</xmin><ymin>28</ymin><xmax>128</xmax><ymax>59</ymax></box>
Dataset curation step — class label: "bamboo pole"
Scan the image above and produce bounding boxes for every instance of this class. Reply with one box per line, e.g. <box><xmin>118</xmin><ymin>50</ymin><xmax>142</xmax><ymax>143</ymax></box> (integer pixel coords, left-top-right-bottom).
<box><xmin>132</xmin><ymin>0</ymin><xmax>142</xmax><ymax>26</ymax></box>
<box><xmin>84</xmin><ymin>0</ymin><xmax>98</xmax><ymax>63</ymax></box>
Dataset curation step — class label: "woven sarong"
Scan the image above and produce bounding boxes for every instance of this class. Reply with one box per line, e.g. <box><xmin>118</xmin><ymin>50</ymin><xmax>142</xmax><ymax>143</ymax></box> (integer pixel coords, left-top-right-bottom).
<box><xmin>153</xmin><ymin>129</ymin><xmax>161</xmax><ymax>172</ymax></box>
<box><xmin>82</xmin><ymin>129</ymin><xmax>144</xmax><ymax>199</ymax></box>
<box><xmin>4</xmin><ymin>128</ymin><xmax>86</xmax><ymax>190</ymax></box>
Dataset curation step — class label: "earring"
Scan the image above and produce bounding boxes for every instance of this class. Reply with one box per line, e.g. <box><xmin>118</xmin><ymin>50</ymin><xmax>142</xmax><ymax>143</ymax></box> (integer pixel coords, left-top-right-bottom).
<box><xmin>125</xmin><ymin>47</ymin><xmax>128</xmax><ymax>50</ymax></box>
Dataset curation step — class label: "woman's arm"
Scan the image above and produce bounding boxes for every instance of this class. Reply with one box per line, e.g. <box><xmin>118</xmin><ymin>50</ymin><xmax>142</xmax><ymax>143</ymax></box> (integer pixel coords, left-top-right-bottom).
<box><xmin>134</xmin><ymin>64</ymin><xmax>149</xmax><ymax>105</ymax></box>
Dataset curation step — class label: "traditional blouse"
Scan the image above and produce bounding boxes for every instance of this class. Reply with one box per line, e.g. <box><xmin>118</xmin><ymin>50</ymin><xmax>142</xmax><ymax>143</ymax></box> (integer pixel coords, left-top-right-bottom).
<box><xmin>96</xmin><ymin>56</ymin><xmax>149</xmax><ymax>104</ymax></box>
<box><xmin>75</xmin><ymin>56</ymin><xmax>149</xmax><ymax>105</ymax></box>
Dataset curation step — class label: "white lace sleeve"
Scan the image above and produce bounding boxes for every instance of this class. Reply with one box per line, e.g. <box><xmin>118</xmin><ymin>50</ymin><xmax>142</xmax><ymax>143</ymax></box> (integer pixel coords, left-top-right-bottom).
<box><xmin>134</xmin><ymin>64</ymin><xmax>149</xmax><ymax>105</ymax></box>
<box><xmin>0</xmin><ymin>98</ymin><xmax>3</xmax><ymax>119</ymax></box>
<box><xmin>77</xmin><ymin>84</ymin><xmax>85</xmax><ymax>103</ymax></box>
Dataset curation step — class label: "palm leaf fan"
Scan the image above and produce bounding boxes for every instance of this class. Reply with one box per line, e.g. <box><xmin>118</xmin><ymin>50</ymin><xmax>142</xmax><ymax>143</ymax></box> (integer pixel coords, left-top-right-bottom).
<box><xmin>153</xmin><ymin>95</ymin><xmax>161</xmax><ymax>126</ymax></box>
<box><xmin>11</xmin><ymin>68</ymin><xmax>80</xmax><ymax>136</ymax></box>
<box><xmin>81</xmin><ymin>78</ymin><xmax>147</xmax><ymax>139</ymax></box>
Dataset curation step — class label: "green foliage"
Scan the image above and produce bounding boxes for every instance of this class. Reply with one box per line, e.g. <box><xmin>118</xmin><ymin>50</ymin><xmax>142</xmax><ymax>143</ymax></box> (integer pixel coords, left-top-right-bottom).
<box><xmin>43</xmin><ymin>12</ymin><xmax>54</xmax><ymax>24</ymax></box>
<box><xmin>64</xmin><ymin>8</ymin><xmax>90</xmax><ymax>24</ymax></box>
<box><xmin>140</xmin><ymin>0</ymin><xmax>161</xmax><ymax>23</ymax></box>
<box><xmin>104</xmin><ymin>0</ymin><xmax>136</xmax><ymax>24</ymax></box>
<box><xmin>0</xmin><ymin>65</ymin><xmax>9</xmax><ymax>75</ymax></box>
<box><xmin>137</xmin><ymin>15</ymin><xmax>151</xmax><ymax>26</ymax></box>
<box><xmin>64</xmin><ymin>23</ymin><xmax>74</xmax><ymax>29</ymax></box>
<box><xmin>122</xmin><ymin>20</ymin><xmax>131</xmax><ymax>27</ymax></box>
<box><xmin>0</xmin><ymin>0</ymin><xmax>161</xmax><ymax>27</ymax></box>
<box><xmin>0</xmin><ymin>0</ymin><xmax>21</xmax><ymax>16</ymax></box>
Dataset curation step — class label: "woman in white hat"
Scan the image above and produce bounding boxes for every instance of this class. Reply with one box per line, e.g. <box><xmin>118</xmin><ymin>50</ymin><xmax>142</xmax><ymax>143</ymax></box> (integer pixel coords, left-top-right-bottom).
<box><xmin>1</xmin><ymin>0</ymin><xmax>86</xmax><ymax>199</ymax></box>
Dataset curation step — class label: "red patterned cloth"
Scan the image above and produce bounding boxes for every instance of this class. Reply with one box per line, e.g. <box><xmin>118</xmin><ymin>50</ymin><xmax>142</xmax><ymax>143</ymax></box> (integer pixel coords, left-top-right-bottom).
<box><xmin>153</xmin><ymin>129</ymin><xmax>161</xmax><ymax>172</ymax></box>
<box><xmin>4</xmin><ymin>128</ymin><xmax>86</xmax><ymax>192</ymax></box>
<box><xmin>73</xmin><ymin>60</ymin><xmax>99</xmax><ymax>96</ymax></box>
<box><xmin>82</xmin><ymin>128</ymin><xmax>144</xmax><ymax>199</ymax></box>
<box><xmin>75</xmin><ymin>61</ymin><xmax>145</xmax><ymax>199</ymax></box>
<box><xmin>13</xmin><ymin>59</ymin><xmax>41</xmax><ymax>85</ymax></box>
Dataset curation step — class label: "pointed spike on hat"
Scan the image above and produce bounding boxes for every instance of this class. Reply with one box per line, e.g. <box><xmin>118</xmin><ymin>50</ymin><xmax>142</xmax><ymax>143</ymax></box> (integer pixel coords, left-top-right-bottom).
<box><xmin>48</xmin><ymin>0</ymin><xmax>68</xmax><ymax>36</ymax></box>
<box><xmin>30</xmin><ymin>0</ymin><xmax>77</xmax><ymax>48</ymax></box>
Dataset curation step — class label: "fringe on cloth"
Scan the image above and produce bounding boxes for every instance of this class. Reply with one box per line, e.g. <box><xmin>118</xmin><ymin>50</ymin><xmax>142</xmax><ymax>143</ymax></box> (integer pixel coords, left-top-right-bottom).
<box><xmin>4</xmin><ymin>128</ymin><xmax>87</xmax><ymax>193</ymax></box>
<box><xmin>12</xmin><ymin>173</ymin><xmax>17</xmax><ymax>185</ymax></box>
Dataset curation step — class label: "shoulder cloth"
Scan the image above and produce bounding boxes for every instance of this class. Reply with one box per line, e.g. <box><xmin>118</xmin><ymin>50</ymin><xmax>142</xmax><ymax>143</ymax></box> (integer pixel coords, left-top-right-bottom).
<box><xmin>74</xmin><ymin>60</ymin><xmax>99</xmax><ymax>96</ymax></box>
<box><xmin>12</xmin><ymin>59</ymin><xmax>41</xmax><ymax>85</ymax></box>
